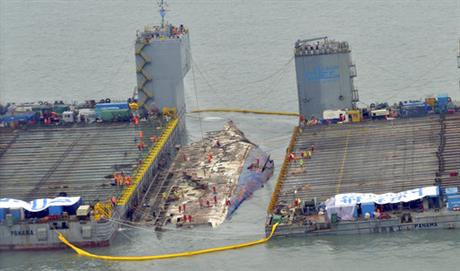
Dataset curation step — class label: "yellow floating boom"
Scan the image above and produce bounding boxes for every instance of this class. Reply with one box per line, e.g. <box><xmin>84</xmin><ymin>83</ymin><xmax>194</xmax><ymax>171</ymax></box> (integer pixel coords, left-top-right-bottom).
<box><xmin>191</xmin><ymin>108</ymin><xmax>298</xmax><ymax>117</ymax></box>
<box><xmin>58</xmin><ymin>223</ymin><xmax>279</xmax><ymax>261</ymax></box>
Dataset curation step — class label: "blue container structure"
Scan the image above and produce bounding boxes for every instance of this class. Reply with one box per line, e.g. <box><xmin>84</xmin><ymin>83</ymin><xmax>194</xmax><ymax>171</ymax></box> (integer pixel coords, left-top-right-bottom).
<box><xmin>437</xmin><ymin>95</ymin><xmax>449</xmax><ymax>107</ymax></box>
<box><xmin>95</xmin><ymin>102</ymin><xmax>129</xmax><ymax>110</ymax></box>
<box><xmin>0</xmin><ymin>208</ymin><xmax>6</xmax><ymax>221</ymax></box>
<box><xmin>400</xmin><ymin>101</ymin><xmax>429</xmax><ymax>118</ymax></box>
<box><xmin>447</xmin><ymin>195</ymin><xmax>460</xmax><ymax>210</ymax></box>
<box><xmin>95</xmin><ymin>102</ymin><xmax>130</xmax><ymax>122</ymax></box>
<box><xmin>436</xmin><ymin>95</ymin><xmax>450</xmax><ymax>113</ymax></box>
<box><xmin>10</xmin><ymin>208</ymin><xmax>23</xmax><ymax>221</ymax></box>
<box><xmin>0</xmin><ymin>112</ymin><xmax>38</xmax><ymax>124</ymax></box>
<box><xmin>49</xmin><ymin>206</ymin><xmax>63</xmax><ymax>216</ymax></box>
<box><xmin>445</xmin><ymin>186</ymin><xmax>458</xmax><ymax>196</ymax></box>
<box><xmin>63</xmin><ymin>198</ymin><xmax>82</xmax><ymax>215</ymax></box>
<box><xmin>361</xmin><ymin>203</ymin><xmax>375</xmax><ymax>218</ymax></box>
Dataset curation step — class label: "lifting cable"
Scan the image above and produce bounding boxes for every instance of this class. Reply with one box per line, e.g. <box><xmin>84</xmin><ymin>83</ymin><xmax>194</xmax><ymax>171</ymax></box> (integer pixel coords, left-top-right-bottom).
<box><xmin>191</xmin><ymin>56</ymin><xmax>205</xmax><ymax>143</ymax></box>
<box><xmin>189</xmin><ymin>54</ymin><xmax>293</xmax><ymax>109</ymax></box>
<box><xmin>57</xmin><ymin>223</ymin><xmax>279</xmax><ymax>261</ymax></box>
<box><xmin>367</xmin><ymin>47</ymin><xmax>458</xmax><ymax>102</ymax></box>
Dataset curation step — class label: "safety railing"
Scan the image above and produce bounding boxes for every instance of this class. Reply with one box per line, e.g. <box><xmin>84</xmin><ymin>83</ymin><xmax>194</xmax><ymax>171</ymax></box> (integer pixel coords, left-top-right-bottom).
<box><xmin>266</xmin><ymin>126</ymin><xmax>300</xmax><ymax>214</ymax></box>
<box><xmin>94</xmin><ymin>201</ymin><xmax>113</xmax><ymax>221</ymax></box>
<box><xmin>117</xmin><ymin>117</ymin><xmax>179</xmax><ymax>206</ymax></box>
<box><xmin>135</xmin><ymin>40</ymin><xmax>152</xmax><ymax>107</ymax></box>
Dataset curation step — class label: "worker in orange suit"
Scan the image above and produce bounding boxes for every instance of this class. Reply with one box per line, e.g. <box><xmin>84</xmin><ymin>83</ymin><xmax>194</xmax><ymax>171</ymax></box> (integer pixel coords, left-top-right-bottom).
<box><xmin>150</xmin><ymin>135</ymin><xmax>158</xmax><ymax>143</ymax></box>
<box><xmin>114</xmin><ymin>174</ymin><xmax>121</xmax><ymax>186</ymax></box>
<box><xmin>207</xmin><ymin>153</ymin><xmax>213</xmax><ymax>163</ymax></box>
<box><xmin>124</xmin><ymin>176</ymin><xmax>132</xmax><ymax>186</ymax></box>
<box><xmin>137</xmin><ymin>141</ymin><xmax>145</xmax><ymax>151</ymax></box>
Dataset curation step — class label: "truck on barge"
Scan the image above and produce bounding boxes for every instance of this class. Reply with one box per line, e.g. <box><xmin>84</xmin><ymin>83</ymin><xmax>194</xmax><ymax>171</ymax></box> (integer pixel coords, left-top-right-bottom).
<box><xmin>266</xmin><ymin>37</ymin><xmax>460</xmax><ymax>237</ymax></box>
<box><xmin>0</xmin><ymin>4</ymin><xmax>190</xmax><ymax>250</ymax></box>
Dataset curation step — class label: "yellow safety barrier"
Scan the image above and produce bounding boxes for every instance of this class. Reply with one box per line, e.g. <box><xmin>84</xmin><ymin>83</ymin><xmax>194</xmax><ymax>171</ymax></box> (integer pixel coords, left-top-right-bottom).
<box><xmin>128</xmin><ymin>102</ymin><xmax>139</xmax><ymax>110</ymax></box>
<box><xmin>117</xmin><ymin>118</ymin><xmax>179</xmax><ymax>206</ymax></box>
<box><xmin>93</xmin><ymin>201</ymin><xmax>113</xmax><ymax>221</ymax></box>
<box><xmin>266</xmin><ymin>126</ymin><xmax>300</xmax><ymax>213</ymax></box>
<box><xmin>191</xmin><ymin>108</ymin><xmax>298</xmax><ymax>117</ymax></box>
<box><xmin>57</xmin><ymin>223</ymin><xmax>279</xmax><ymax>261</ymax></box>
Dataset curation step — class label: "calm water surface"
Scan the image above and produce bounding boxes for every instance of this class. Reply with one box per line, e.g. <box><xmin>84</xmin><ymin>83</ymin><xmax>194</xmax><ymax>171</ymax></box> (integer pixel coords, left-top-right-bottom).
<box><xmin>0</xmin><ymin>0</ymin><xmax>459</xmax><ymax>270</ymax></box>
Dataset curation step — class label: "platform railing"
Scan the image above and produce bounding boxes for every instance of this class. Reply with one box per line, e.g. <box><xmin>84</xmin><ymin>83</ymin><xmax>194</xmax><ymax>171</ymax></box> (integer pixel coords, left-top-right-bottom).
<box><xmin>116</xmin><ymin>117</ymin><xmax>178</xmax><ymax>206</ymax></box>
<box><xmin>94</xmin><ymin>201</ymin><xmax>113</xmax><ymax>221</ymax></box>
<box><xmin>267</xmin><ymin>126</ymin><xmax>300</xmax><ymax>214</ymax></box>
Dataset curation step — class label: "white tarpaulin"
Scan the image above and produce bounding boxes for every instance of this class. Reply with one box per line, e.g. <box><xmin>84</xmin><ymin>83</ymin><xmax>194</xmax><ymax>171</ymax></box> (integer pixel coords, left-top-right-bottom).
<box><xmin>0</xmin><ymin>197</ymin><xmax>81</xmax><ymax>212</ymax></box>
<box><xmin>330</xmin><ymin>186</ymin><xmax>439</xmax><ymax>207</ymax></box>
<box><xmin>327</xmin><ymin>205</ymin><xmax>356</xmax><ymax>221</ymax></box>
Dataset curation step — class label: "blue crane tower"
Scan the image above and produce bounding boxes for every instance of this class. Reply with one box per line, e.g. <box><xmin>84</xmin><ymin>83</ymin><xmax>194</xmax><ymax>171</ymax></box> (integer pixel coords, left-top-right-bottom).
<box><xmin>294</xmin><ymin>37</ymin><xmax>359</xmax><ymax>119</ymax></box>
<box><xmin>134</xmin><ymin>0</ymin><xmax>191</xmax><ymax>118</ymax></box>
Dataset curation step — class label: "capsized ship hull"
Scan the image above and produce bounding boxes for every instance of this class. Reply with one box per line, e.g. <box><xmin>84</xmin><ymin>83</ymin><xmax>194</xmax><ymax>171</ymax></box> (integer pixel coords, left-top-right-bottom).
<box><xmin>227</xmin><ymin>147</ymin><xmax>274</xmax><ymax>217</ymax></box>
<box><xmin>143</xmin><ymin>122</ymin><xmax>274</xmax><ymax>228</ymax></box>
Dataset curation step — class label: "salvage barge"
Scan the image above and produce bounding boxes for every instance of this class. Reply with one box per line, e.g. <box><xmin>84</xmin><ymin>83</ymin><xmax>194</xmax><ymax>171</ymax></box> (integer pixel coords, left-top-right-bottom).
<box><xmin>136</xmin><ymin>122</ymin><xmax>274</xmax><ymax>228</ymax></box>
<box><xmin>266</xmin><ymin>37</ymin><xmax>460</xmax><ymax>237</ymax></box>
<box><xmin>0</xmin><ymin>8</ymin><xmax>190</xmax><ymax>250</ymax></box>
<box><xmin>0</xmin><ymin>113</ymin><xmax>181</xmax><ymax>250</ymax></box>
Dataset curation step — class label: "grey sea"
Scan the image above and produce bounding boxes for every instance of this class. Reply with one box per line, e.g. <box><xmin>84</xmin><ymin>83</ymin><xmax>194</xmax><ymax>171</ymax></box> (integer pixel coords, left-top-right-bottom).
<box><xmin>1</xmin><ymin>0</ymin><xmax>460</xmax><ymax>270</ymax></box>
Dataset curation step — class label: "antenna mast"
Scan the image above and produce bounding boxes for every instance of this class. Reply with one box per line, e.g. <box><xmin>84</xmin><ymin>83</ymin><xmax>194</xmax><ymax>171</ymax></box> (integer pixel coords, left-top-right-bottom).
<box><xmin>159</xmin><ymin>0</ymin><xmax>167</xmax><ymax>28</ymax></box>
<box><xmin>457</xmin><ymin>39</ymin><xmax>460</xmax><ymax>68</ymax></box>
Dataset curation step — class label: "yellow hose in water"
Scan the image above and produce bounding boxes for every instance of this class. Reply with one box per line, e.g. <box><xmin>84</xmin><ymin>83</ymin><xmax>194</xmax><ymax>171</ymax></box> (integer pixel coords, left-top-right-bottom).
<box><xmin>58</xmin><ymin>223</ymin><xmax>279</xmax><ymax>261</ymax></box>
<box><xmin>191</xmin><ymin>108</ymin><xmax>298</xmax><ymax>117</ymax></box>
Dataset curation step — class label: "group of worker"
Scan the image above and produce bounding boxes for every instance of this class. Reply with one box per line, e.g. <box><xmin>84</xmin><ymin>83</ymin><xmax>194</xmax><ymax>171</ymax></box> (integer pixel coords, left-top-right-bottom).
<box><xmin>207</xmin><ymin>140</ymin><xmax>224</xmax><ymax>162</ymax></box>
<box><xmin>181</xmin><ymin>214</ymin><xmax>193</xmax><ymax>223</ymax></box>
<box><xmin>112</xmin><ymin>172</ymin><xmax>132</xmax><ymax>186</ymax></box>
<box><xmin>164</xmin><ymin>182</ymin><xmax>233</xmax><ymax>225</ymax></box>
<box><xmin>174</xmin><ymin>204</ymin><xmax>193</xmax><ymax>224</ymax></box>
<box><xmin>196</xmin><ymin>186</ymin><xmax>222</xmax><ymax>209</ymax></box>
<box><xmin>171</xmin><ymin>24</ymin><xmax>186</xmax><ymax>37</ymax></box>
<box><xmin>299</xmin><ymin>115</ymin><xmax>319</xmax><ymax>128</ymax></box>
<box><xmin>288</xmin><ymin>144</ymin><xmax>315</xmax><ymax>167</ymax></box>
<box><xmin>206</xmin><ymin>140</ymin><xmax>225</xmax><ymax>163</ymax></box>
<box><xmin>132</xmin><ymin>113</ymin><xmax>147</xmax><ymax>152</ymax></box>
<box><xmin>42</xmin><ymin>112</ymin><xmax>60</xmax><ymax>125</ymax></box>
<box><xmin>139</xmin><ymin>24</ymin><xmax>186</xmax><ymax>43</ymax></box>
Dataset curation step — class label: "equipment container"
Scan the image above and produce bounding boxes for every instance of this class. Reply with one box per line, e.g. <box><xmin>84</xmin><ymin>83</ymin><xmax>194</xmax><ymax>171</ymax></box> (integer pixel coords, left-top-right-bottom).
<box><xmin>0</xmin><ymin>208</ymin><xmax>6</xmax><ymax>221</ymax></box>
<box><xmin>49</xmin><ymin>206</ymin><xmax>63</xmax><ymax>216</ymax></box>
<box><xmin>10</xmin><ymin>208</ymin><xmax>24</xmax><ymax>221</ymax></box>
<box><xmin>361</xmin><ymin>203</ymin><xmax>375</xmax><ymax>218</ymax></box>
